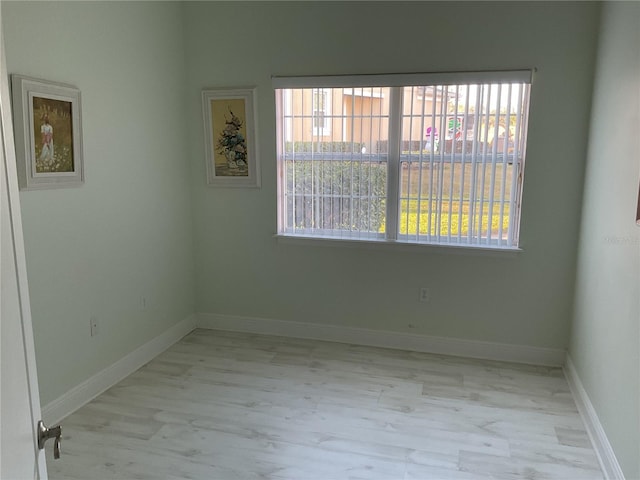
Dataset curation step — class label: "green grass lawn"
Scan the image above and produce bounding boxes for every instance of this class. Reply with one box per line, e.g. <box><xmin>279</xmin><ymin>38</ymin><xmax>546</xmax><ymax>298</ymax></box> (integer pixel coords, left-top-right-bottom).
<box><xmin>390</xmin><ymin>162</ymin><xmax>514</xmax><ymax>238</ymax></box>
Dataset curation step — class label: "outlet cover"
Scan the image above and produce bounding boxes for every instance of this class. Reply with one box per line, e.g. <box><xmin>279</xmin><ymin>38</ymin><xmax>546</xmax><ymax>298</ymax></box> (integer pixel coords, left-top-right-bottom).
<box><xmin>419</xmin><ymin>287</ymin><xmax>430</xmax><ymax>303</ymax></box>
<box><xmin>90</xmin><ymin>316</ymin><xmax>99</xmax><ymax>336</ymax></box>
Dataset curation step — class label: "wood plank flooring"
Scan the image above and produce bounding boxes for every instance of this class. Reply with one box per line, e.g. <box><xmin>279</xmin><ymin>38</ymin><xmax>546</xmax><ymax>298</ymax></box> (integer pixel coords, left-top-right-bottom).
<box><xmin>47</xmin><ymin>329</ymin><xmax>604</xmax><ymax>479</ymax></box>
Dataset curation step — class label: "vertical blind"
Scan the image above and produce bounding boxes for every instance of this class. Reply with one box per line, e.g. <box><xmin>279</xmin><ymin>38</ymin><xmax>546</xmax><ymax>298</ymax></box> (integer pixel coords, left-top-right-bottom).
<box><xmin>274</xmin><ymin>71</ymin><xmax>532</xmax><ymax>248</ymax></box>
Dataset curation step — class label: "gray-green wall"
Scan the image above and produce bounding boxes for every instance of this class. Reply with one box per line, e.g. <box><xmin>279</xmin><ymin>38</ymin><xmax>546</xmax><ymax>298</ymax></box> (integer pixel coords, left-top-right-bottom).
<box><xmin>570</xmin><ymin>2</ymin><xmax>640</xmax><ymax>479</ymax></box>
<box><xmin>2</xmin><ymin>1</ymin><xmax>195</xmax><ymax>405</ymax></box>
<box><xmin>186</xmin><ymin>2</ymin><xmax>599</xmax><ymax>349</ymax></box>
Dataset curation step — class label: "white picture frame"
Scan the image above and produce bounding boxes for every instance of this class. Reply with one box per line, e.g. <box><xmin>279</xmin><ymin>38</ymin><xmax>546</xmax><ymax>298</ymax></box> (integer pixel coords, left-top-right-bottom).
<box><xmin>11</xmin><ymin>75</ymin><xmax>84</xmax><ymax>190</ymax></box>
<box><xmin>202</xmin><ymin>87</ymin><xmax>260</xmax><ymax>188</ymax></box>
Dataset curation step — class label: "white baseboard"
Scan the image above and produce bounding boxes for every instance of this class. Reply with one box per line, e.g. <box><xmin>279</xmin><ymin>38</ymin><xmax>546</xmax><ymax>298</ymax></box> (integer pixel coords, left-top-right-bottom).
<box><xmin>42</xmin><ymin>314</ymin><xmax>197</xmax><ymax>425</ymax></box>
<box><xmin>197</xmin><ymin>313</ymin><xmax>565</xmax><ymax>367</ymax></box>
<box><xmin>564</xmin><ymin>355</ymin><xmax>625</xmax><ymax>480</ymax></box>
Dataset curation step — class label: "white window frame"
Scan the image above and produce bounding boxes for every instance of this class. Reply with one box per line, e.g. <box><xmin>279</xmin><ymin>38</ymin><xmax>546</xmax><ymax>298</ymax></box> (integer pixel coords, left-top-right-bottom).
<box><xmin>283</xmin><ymin>88</ymin><xmax>292</xmax><ymax>143</ymax></box>
<box><xmin>273</xmin><ymin>70</ymin><xmax>533</xmax><ymax>251</ymax></box>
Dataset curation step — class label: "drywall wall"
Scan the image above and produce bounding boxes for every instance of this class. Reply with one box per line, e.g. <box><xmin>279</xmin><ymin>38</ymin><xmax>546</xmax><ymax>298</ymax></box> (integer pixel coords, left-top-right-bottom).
<box><xmin>2</xmin><ymin>1</ymin><xmax>195</xmax><ymax>405</ymax></box>
<box><xmin>186</xmin><ymin>2</ymin><xmax>600</xmax><ymax>349</ymax></box>
<box><xmin>570</xmin><ymin>2</ymin><xmax>640</xmax><ymax>478</ymax></box>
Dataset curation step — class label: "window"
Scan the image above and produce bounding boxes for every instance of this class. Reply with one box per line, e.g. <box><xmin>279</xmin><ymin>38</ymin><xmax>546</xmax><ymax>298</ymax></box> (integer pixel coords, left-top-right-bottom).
<box><xmin>274</xmin><ymin>71</ymin><xmax>532</xmax><ymax>249</ymax></box>
<box><xmin>312</xmin><ymin>88</ymin><xmax>331</xmax><ymax>136</ymax></box>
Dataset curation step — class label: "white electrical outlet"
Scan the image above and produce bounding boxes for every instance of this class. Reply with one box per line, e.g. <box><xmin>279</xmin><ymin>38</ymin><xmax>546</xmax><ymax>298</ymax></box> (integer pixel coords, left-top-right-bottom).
<box><xmin>90</xmin><ymin>316</ymin><xmax>99</xmax><ymax>336</ymax></box>
<box><xmin>419</xmin><ymin>287</ymin><xmax>430</xmax><ymax>303</ymax></box>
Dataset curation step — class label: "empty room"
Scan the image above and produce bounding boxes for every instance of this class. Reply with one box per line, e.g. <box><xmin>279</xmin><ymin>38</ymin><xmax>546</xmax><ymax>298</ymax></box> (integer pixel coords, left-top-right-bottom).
<box><xmin>1</xmin><ymin>1</ymin><xmax>638</xmax><ymax>479</ymax></box>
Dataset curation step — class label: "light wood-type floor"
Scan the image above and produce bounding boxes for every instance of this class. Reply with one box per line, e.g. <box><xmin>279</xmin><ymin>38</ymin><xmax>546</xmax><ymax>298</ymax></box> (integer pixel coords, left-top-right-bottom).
<box><xmin>47</xmin><ymin>329</ymin><xmax>604</xmax><ymax>479</ymax></box>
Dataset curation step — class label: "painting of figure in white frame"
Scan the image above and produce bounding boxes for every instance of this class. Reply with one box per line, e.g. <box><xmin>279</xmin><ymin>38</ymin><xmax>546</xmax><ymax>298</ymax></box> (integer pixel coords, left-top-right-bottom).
<box><xmin>11</xmin><ymin>75</ymin><xmax>84</xmax><ymax>190</ymax></box>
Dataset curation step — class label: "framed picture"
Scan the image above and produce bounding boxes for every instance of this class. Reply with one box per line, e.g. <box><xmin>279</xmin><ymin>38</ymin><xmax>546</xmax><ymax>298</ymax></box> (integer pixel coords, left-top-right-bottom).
<box><xmin>11</xmin><ymin>75</ymin><xmax>83</xmax><ymax>190</ymax></box>
<box><xmin>202</xmin><ymin>87</ymin><xmax>260</xmax><ymax>188</ymax></box>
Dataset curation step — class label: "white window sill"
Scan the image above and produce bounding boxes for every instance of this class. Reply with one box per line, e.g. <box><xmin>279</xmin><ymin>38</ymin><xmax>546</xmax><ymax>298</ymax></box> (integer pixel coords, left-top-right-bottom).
<box><xmin>274</xmin><ymin>234</ymin><xmax>523</xmax><ymax>257</ymax></box>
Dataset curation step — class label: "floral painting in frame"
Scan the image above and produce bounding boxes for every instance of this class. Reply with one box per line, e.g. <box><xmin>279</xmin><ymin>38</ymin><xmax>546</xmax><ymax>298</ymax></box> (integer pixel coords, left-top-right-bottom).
<box><xmin>202</xmin><ymin>88</ymin><xmax>260</xmax><ymax>188</ymax></box>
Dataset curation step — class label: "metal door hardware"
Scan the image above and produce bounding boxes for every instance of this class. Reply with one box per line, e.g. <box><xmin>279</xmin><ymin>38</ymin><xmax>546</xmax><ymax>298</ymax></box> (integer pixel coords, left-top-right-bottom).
<box><xmin>37</xmin><ymin>420</ymin><xmax>62</xmax><ymax>459</ymax></box>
